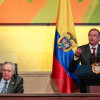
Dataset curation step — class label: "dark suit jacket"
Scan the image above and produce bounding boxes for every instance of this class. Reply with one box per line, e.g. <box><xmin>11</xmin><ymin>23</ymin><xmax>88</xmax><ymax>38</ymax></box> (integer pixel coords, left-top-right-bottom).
<box><xmin>69</xmin><ymin>44</ymin><xmax>100</xmax><ymax>93</ymax></box>
<box><xmin>70</xmin><ymin>44</ymin><xmax>100</xmax><ymax>68</ymax></box>
<box><xmin>0</xmin><ymin>73</ymin><xmax>24</xmax><ymax>93</ymax></box>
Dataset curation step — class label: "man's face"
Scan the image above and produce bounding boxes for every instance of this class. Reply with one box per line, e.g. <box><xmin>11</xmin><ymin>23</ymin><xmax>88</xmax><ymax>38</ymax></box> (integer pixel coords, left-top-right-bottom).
<box><xmin>2</xmin><ymin>64</ymin><xmax>14</xmax><ymax>81</ymax></box>
<box><xmin>88</xmin><ymin>30</ymin><xmax>100</xmax><ymax>46</ymax></box>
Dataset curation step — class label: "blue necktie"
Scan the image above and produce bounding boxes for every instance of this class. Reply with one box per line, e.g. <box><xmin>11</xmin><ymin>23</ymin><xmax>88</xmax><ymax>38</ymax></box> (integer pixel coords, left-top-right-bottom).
<box><xmin>1</xmin><ymin>81</ymin><xmax>8</xmax><ymax>93</ymax></box>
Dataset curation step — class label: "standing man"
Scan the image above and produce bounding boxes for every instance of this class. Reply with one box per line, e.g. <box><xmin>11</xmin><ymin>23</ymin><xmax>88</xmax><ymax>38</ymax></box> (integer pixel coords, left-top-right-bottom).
<box><xmin>69</xmin><ymin>28</ymin><xmax>100</xmax><ymax>93</ymax></box>
<box><xmin>0</xmin><ymin>62</ymin><xmax>24</xmax><ymax>93</ymax></box>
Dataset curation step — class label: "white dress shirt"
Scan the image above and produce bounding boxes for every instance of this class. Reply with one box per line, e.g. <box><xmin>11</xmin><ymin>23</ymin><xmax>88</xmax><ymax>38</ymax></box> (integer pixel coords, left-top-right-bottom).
<box><xmin>89</xmin><ymin>44</ymin><xmax>98</xmax><ymax>55</ymax></box>
<box><xmin>0</xmin><ymin>78</ymin><xmax>10</xmax><ymax>93</ymax></box>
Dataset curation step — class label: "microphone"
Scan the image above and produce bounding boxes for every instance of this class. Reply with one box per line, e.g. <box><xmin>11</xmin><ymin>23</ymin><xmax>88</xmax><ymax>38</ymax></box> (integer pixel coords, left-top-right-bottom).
<box><xmin>90</xmin><ymin>53</ymin><xmax>96</xmax><ymax>65</ymax></box>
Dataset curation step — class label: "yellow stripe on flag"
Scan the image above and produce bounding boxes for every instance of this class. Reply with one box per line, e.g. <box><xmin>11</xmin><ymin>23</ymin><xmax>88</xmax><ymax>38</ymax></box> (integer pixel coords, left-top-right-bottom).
<box><xmin>57</xmin><ymin>0</ymin><xmax>77</xmax><ymax>51</ymax></box>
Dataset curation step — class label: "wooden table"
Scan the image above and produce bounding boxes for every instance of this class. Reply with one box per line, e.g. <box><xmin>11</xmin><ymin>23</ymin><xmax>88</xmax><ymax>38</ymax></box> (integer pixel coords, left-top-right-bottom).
<box><xmin>0</xmin><ymin>93</ymin><xmax>100</xmax><ymax>100</ymax></box>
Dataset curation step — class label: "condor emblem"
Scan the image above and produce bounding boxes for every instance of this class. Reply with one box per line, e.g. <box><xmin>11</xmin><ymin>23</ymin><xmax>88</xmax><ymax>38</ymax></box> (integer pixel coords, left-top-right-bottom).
<box><xmin>92</xmin><ymin>63</ymin><xmax>100</xmax><ymax>74</ymax></box>
<box><xmin>58</xmin><ymin>32</ymin><xmax>77</xmax><ymax>52</ymax></box>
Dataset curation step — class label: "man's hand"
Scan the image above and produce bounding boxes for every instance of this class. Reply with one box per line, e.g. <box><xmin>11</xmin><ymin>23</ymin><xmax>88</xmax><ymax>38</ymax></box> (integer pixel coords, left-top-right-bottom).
<box><xmin>75</xmin><ymin>48</ymin><xmax>82</xmax><ymax>56</ymax></box>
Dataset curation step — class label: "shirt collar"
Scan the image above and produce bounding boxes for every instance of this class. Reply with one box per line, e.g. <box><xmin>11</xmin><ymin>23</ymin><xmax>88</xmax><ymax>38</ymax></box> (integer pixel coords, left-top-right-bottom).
<box><xmin>1</xmin><ymin>78</ymin><xmax>11</xmax><ymax>84</ymax></box>
<box><xmin>89</xmin><ymin>44</ymin><xmax>98</xmax><ymax>49</ymax></box>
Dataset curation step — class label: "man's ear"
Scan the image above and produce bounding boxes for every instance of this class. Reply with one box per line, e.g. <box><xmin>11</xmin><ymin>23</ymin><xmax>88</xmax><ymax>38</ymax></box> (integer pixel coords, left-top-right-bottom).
<box><xmin>99</xmin><ymin>38</ymin><xmax>100</xmax><ymax>43</ymax></box>
<box><xmin>98</xmin><ymin>37</ymin><xmax>100</xmax><ymax>42</ymax></box>
<box><xmin>12</xmin><ymin>70</ymin><xmax>15</xmax><ymax>75</ymax></box>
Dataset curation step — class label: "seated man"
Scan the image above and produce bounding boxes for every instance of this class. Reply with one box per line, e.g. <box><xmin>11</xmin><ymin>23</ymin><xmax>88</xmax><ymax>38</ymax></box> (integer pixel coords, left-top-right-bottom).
<box><xmin>0</xmin><ymin>62</ymin><xmax>24</xmax><ymax>93</ymax></box>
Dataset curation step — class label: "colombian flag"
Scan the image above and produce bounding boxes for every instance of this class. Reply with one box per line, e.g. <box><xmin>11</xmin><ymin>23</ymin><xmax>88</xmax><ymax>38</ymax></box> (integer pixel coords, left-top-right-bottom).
<box><xmin>51</xmin><ymin>0</ymin><xmax>79</xmax><ymax>93</ymax></box>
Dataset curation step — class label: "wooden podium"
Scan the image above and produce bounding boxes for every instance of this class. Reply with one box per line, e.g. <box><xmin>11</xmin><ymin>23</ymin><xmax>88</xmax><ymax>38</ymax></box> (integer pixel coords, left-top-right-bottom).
<box><xmin>87</xmin><ymin>86</ymin><xmax>100</xmax><ymax>93</ymax></box>
<box><xmin>76</xmin><ymin>65</ymin><xmax>100</xmax><ymax>93</ymax></box>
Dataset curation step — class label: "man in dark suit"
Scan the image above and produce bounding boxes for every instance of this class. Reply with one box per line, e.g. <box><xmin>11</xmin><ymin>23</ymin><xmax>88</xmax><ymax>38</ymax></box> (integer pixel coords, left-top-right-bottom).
<box><xmin>0</xmin><ymin>62</ymin><xmax>24</xmax><ymax>93</ymax></box>
<box><xmin>69</xmin><ymin>28</ymin><xmax>100</xmax><ymax>93</ymax></box>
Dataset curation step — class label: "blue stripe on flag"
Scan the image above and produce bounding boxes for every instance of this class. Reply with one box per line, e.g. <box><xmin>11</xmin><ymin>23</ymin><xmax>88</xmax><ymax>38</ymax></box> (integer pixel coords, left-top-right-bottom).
<box><xmin>54</xmin><ymin>30</ymin><xmax>79</xmax><ymax>86</ymax></box>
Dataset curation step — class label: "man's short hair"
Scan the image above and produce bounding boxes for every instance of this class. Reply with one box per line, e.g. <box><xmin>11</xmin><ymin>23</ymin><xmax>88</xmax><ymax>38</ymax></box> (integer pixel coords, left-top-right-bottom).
<box><xmin>88</xmin><ymin>28</ymin><xmax>100</xmax><ymax>37</ymax></box>
<box><xmin>2</xmin><ymin>62</ymin><xmax>15</xmax><ymax>71</ymax></box>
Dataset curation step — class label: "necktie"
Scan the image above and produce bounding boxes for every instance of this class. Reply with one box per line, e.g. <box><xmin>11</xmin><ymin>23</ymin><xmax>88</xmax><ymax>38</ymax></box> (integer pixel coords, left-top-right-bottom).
<box><xmin>92</xmin><ymin>47</ymin><xmax>96</xmax><ymax>57</ymax></box>
<box><xmin>1</xmin><ymin>81</ymin><xmax>8</xmax><ymax>93</ymax></box>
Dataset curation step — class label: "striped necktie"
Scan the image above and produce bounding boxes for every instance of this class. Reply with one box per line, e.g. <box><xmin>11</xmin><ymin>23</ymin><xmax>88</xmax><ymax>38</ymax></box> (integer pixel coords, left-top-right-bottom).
<box><xmin>1</xmin><ymin>81</ymin><xmax>8</xmax><ymax>93</ymax></box>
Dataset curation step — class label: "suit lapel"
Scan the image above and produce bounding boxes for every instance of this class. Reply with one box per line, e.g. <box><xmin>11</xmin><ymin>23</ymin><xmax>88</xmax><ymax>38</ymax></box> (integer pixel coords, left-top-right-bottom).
<box><xmin>85</xmin><ymin>44</ymin><xmax>100</xmax><ymax>63</ymax></box>
<box><xmin>97</xmin><ymin>44</ymin><xmax>100</xmax><ymax>54</ymax></box>
<box><xmin>7</xmin><ymin>75</ymin><xmax>15</xmax><ymax>93</ymax></box>
<box><xmin>85</xmin><ymin>44</ymin><xmax>91</xmax><ymax>60</ymax></box>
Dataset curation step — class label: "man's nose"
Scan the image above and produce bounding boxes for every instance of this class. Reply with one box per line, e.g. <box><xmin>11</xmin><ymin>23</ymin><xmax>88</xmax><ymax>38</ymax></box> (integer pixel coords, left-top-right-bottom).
<box><xmin>5</xmin><ymin>70</ymin><xmax>8</xmax><ymax>74</ymax></box>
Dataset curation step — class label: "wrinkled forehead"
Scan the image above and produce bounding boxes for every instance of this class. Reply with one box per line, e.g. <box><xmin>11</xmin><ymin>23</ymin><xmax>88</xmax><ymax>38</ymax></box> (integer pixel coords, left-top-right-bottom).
<box><xmin>89</xmin><ymin>30</ymin><xmax>99</xmax><ymax>35</ymax></box>
<box><xmin>3</xmin><ymin>64</ymin><xmax>13</xmax><ymax>70</ymax></box>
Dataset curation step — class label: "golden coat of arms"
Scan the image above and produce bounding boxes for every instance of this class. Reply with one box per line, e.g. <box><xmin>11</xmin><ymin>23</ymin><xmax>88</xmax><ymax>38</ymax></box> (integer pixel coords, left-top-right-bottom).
<box><xmin>57</xmin><ymin>32</ymin><xmax>77</xmax><ymax>52</ymax></box>
<box><xmin>92</xmin><ymin>63</ymin><xmax>100</xmax><ymax>74</ymax></box>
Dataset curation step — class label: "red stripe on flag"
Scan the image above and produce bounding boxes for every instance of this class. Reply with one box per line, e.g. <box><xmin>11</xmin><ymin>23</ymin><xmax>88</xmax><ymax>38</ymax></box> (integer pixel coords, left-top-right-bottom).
<box><xmin>52</xmin><ymin>54</ymin><xmax>78</xmax><ymax>93</ymax></box>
